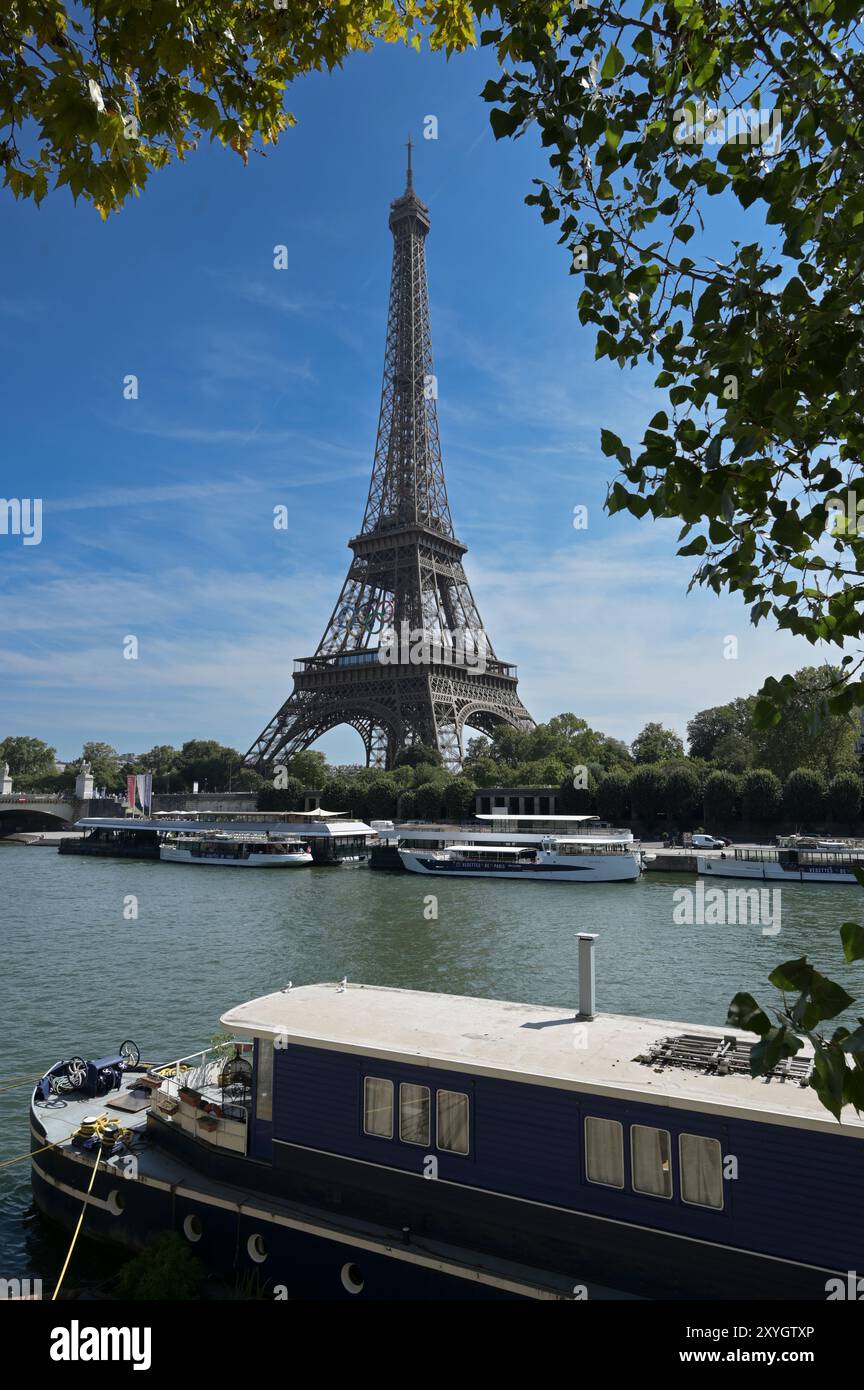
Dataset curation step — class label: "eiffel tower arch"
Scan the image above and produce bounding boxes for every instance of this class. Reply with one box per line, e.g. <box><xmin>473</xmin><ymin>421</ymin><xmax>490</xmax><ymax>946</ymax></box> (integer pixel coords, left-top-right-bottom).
<box><xmin>245</xmin><ymin>145</ymin><xmax>534</xmax><ymax>774</ymax></box>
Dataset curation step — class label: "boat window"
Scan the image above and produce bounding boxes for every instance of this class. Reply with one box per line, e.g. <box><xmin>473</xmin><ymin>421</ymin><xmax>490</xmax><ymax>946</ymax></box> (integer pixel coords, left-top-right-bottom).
<box><xmin>363</xmin><ymin>1077</ymin><xmax>394</xmax><ymax>1138</ymax></box>
<box><xmin>631</xmin><ymin>1124</ymin><xmax>673</xmax><ymax>1199</ymax></box>
<box><xmin>584</xmin><ymin>1116</ymin><xmax>625</xmax><ymax>1189</ymax></box>
<box><xmin>436</xmin><ymin>1090</ymin><xmax>469</xmax><ymax>1155</ymax></box>
<box><xmin>256</xmin><ymin>1042</ymin><xmax>274</xmax><ymax>1123</ymax></box>
<box><xmin>679</xmin><ymin>1134</ymin><xmax>724</xmax><ymax>1210</ymax></box>
<box><xmin>399</xmin><ymin>1083</ymin><xmax>431</xmax><ymax>1145</ymax></box>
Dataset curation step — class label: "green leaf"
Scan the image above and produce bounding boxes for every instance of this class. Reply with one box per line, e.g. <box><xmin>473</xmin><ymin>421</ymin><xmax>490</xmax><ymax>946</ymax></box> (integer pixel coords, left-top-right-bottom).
<box><xmin>601</xmin><ymin>46</ymin><xmax>625</xmax><ymax>81</ymax></box>
<box><xmin>841</xmin><ymin>922</ymin><xmax>864</xmax><ymax>963</ymax></box>
<box><xmin>727</xmin><ymin>992</ymin><xmax>771</xmax><ymax>1036</ymax></box>
<box><xmin>489</xmin><ymin>107</ymin><xmax>521</xmax><ymax>140</ymax></box>
<box><xmin>768</xmin><ymin>957</ymin><xmax>816</xmax><ymax>992</ymax></box>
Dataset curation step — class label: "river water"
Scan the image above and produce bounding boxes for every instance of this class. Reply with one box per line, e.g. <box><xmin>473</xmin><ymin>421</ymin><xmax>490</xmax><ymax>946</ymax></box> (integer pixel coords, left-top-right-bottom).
<box><xmin>2</xmin><ymin>845</ymin><xmax>861</xmax><ymax>1289</ymax></box>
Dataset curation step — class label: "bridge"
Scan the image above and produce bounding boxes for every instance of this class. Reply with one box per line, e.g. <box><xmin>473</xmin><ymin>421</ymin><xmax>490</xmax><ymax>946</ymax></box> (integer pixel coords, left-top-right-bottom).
<box><xmin>0</xmin><ymin>793</ymin><xmax>124</xmax><ymax>834</ymax></box>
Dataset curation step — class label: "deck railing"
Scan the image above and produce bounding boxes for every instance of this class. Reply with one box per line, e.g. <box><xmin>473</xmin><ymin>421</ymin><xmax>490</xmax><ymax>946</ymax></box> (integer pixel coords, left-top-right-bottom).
<box><xmin>156</xmin><ymin>1041</ymin><xmax>252</xmax><ymax>1094</ymax></box>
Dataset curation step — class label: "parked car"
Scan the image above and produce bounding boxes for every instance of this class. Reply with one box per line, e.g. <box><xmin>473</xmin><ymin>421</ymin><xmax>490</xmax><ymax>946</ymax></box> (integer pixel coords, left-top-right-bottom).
<box><xmin>691</xmin><ymin>833</ymin><xmax>727</xmax><ymax>849</ymax></box>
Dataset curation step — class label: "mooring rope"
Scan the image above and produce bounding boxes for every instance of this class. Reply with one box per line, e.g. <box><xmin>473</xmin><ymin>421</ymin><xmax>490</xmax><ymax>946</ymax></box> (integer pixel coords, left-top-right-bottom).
<box><xmin>0</xmin><ymin>1141</ymin><xmax>59</xmax><ymax>1169</ymax></box>
<box><xmin>51</xmin><ymin>1150</ymin><xmax>101</xmax><ymax>1301</ymax></box>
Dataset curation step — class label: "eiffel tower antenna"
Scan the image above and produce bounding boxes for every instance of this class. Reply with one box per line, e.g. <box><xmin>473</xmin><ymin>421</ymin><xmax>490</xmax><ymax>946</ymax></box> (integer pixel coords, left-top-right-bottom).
<box><xmin>245</xmin><ymin>150</ymin><xmax>533</xmax><ymax>773</ymax></box>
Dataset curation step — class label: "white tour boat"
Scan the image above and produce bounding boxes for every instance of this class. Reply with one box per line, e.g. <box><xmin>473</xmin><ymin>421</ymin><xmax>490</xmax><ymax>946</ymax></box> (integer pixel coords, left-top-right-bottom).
<box><xmin>697</xmin><ymin>843</ymin><xmax>864</xmax><ymax>885</ymax></box>
<box><xmin>398</xmin><ymin>835</ymin><xmax>642</xmax><ymax>883</ymax></box>
<box><xmin>160</xmin><ymin>835</ymin><xmax>313</xmax><ymax>868</ymax></box>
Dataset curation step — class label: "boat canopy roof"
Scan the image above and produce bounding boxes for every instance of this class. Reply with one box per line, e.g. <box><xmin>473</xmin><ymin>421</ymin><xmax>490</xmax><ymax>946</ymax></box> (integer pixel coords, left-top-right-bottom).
<box><xmin>75</xmin><ymin>816</ymin><xmax>373</xmax><ymax>838</ymax></box>
<box><xmin>475</xmin><ymin>813</ymin><xmax>600</xmax><ymax>822</ymax></box>
<box><xmin>219</xmin><ymin>982</ymin><xmax>862</xmax><ymax>1136</ymax></box>
<box><xmin>440</xmin><ymin>837</ymin><xmax>631</xmax><ymax>851</ymax></box>
<box><xmin>445</xmin><ymin>844</ymin><xmax>536</xmax><ymax>854</ymax></box>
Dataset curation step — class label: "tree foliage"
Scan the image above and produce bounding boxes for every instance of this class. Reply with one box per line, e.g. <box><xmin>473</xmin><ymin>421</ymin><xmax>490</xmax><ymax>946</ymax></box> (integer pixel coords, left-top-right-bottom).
<box><xmin>783</xmin><ymin>766</ymin><xmax>827</xmax><ymax>825</ymax></box>
<box><xmin>741</xmin><ymin>766</ymin><xmax>783</xmax><ymax>823</ymax></box>
<box><xmin>414</xmin><ymin>780</ymin><xmax>444</xmax><ymax>820</ymax></box>
<box><xmin>629</xmin><ymin>763</ymin><xmax>663</xmax><ymax>822</ymax></box>
<box><xmin>729</xmin><ymin>922</ymin><xmax>864</xmax><ymax>1121</ymax></box>
<box><xmin>1</xmin><ymin>1</ymin><xmax>476</xmax><ymax>217</ymax></box>
<box><xmin>631</xmin><ymin>722</ymin><xmax>683</xmax><ymax>764</ymax></box>
<box><xmin>480</xmin><ymin>0</ymin><xmax>864</xmax><ymax>726</ymax></box>
<box><xmin>828</xmin><ymin>771</ymin><xmax>863</xmax><ymax>823</ymax></box>
<box><xmin>702</xmin><ymin>768</ymin><xmax>739</xmax><ymax>826</ymax></box>
<box><xmin>258</xmin><ymin>777</ymin><xmax>304</xmax><ymax>812</ymax></box>
<box><xmin>596</xmin><ymin>766</ymin><xmax>630</xmax><ymax>821</ymax></box>
<box><xmin>0</xmin><ymin>734</ymin><xmax>56</xmax><ymax>777</ymax></box>
<box><xmin>661</xmin><ymin>760</ymin><xmax>701</xmax><ymax>823</ymax></box>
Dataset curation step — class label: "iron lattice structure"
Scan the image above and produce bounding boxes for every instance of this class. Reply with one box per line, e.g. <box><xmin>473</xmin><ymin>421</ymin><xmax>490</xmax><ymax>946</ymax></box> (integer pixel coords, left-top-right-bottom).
<box><xmin>245</xmin><ymin>148</ymin><xmax>534</xmax><ymax>772</ymax></box>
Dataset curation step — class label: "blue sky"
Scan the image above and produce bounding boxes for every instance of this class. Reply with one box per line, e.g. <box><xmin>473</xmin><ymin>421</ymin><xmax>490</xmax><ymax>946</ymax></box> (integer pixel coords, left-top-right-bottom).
<box><xmin>0</xmin><ymin>38</ymin><xmax>822</xmax><ymax>765</ymax></box>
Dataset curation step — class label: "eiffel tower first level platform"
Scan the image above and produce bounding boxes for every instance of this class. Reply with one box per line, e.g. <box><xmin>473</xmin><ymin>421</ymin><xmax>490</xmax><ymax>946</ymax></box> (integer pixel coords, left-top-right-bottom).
<box><xmin>245</xmin><ymin>144</ymin><xmax>533</xmax><ymax>773</ymax></box>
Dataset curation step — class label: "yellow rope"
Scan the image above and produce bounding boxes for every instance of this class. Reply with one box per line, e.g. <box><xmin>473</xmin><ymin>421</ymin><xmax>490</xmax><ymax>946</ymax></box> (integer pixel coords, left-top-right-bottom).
<box><xmin>0</xmin><ymin>1077</ymin><xmax>41</xmax><ymax>1094</ymax></box>
<box><xmin>0</xmin><ymin>1141</ymin><xmax>59</xmax><ymax>1169</ymax></box>
<box><xmin>51</xmin><ymin>1150</ymin><xmax>101</xmax><ymax>1302</ymax></box>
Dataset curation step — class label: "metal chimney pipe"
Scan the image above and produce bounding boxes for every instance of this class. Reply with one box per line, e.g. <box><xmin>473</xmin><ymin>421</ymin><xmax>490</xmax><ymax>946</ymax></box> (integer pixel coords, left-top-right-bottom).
<box><xmin>577</xmin><ymin>933</ymin><xmax>598</xmax><ymax>1020</ymax></box>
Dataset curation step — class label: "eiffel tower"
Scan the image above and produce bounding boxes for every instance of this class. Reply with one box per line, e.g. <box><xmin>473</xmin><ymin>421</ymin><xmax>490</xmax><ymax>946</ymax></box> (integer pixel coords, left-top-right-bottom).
<box><xmin>245</xmin><ymin>143</ymin><xmax>533</xmax><ymax>773</ymax></box>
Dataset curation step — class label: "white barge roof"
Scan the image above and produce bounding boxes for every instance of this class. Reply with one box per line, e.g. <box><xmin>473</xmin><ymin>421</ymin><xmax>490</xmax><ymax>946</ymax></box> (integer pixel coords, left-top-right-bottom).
<box><xmin>220</xmin><ymin>982</ymin><xmax>863</xmax><ymax>1137</ymax></box>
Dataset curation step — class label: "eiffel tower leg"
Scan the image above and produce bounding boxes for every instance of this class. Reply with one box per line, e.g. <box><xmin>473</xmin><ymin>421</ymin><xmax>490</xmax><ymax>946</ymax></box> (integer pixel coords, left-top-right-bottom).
<box><xmin>245</xmin><ymin>692</ymin><xmax>323</xmax><ymax>770</ymax></box>
<box><xmin>367</xmin><ymin>724</ymin><xmax>389</xmax><ymax>769</ymax></box>
<box><xmin>432</xmin><ymin>698</ymin><xmax>463</xmax><ymax>772</ymax></box>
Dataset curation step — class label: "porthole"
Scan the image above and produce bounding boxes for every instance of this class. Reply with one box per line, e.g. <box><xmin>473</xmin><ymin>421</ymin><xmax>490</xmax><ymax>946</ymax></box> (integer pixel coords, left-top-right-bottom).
<box><xmin>106</xmin><ymin>1189</ymin><xmax>125</xmax><ymax>1216</ymax></box>
<box><xmin>183</xmin><ymin>1214</ymin><xmax>203</xmax><ymax>1242</ymax></box>
<box><xmin>247</xmin><ymin>1233</ymin><xmax>267</xmax><ymax>1264</ymax></box>
<box><xmin>341</xmin><ymin>1262</ymin><xmax>364</xmax><ymax>1295</ymax></box>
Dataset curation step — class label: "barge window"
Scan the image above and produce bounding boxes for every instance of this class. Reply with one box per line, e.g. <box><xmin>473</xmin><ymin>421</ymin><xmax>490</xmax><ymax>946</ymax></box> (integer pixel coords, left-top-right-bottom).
<box><xmin>584</xmin><ymin>1117</ymin><xmax>624</xmax><ymax>1189</ymax></box>
<box><xmin>256</xmin><ymin>1042</ymin><xmax>273</xmax><ymax>1123</ymax></box>
<box><xmin>363</xmin><ymin>1077</ymin><xmax>394</xmax><ymax>1138</ymax></box>
<box><xmin>399</xmin><ymin>1083</ymin><xmax>430</xmax><ymax>1145</ymax></box>
<box><xmin>437</xmin><ymin>1090</ymin><xmax>469</xmax><ymax>1155</ymax></box>
<box><xmin>631</xmin><ymin>1125</ymin><xmax>673</xmax><ymax>1198</ymax></box>
<box><xmin>679</xmin><ymin>1134</ymin><xmax>724</xmax><ymax>1210</ymax></box>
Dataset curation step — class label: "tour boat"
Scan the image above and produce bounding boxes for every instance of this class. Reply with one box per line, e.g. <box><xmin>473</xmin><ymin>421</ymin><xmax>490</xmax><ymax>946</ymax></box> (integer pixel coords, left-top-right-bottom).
<box><xmin>30</xmin><ymin>939</ymin><xmax>863</xmax><ymax>1300</ymax></box>
<box><xmin>697</xmin><ymin>844</ymin><xmax>864</xmax><ymax>885</ymax></box>
<box><xmin>370</xmin><ymin>812</ymin><xmax>636</xmax><ymax>870</ymax></box>
<box><xmin>160</xmin><ymin>835</ymin><xmax>313</xmax><ymax>867</ymax></box>
<box><xmin>398</xmin><ymin>835</ymin><xmax>642</xmax><ymax>883</ymax></box>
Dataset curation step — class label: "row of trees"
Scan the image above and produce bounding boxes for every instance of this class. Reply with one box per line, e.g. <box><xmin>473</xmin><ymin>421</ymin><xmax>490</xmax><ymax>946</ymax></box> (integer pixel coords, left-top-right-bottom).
<box><xmin>595</xmin><ymin>765</ymin><xmax>861</xmax><ymax>831</ymax></box>
<box><xmin>441</xmin><ymin>667</ymin><xmax>859</xmax><ymax>789</ymax></box>
<box><xmin>260</xmin><ymin>759</ymin><xmax>861</xmax><ymax>830</ymax></box>
<box><xmin>0</xmin><ymin>736</ymin><xmax>269</xmax><ymax>794</ymax></box>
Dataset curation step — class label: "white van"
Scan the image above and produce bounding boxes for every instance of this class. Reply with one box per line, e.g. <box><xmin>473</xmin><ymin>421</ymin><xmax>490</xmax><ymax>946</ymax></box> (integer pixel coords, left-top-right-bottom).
<box><xmin>691</xmin><ymin>833</ymin><xmax>726</xmax><ymax>849</ymax></box>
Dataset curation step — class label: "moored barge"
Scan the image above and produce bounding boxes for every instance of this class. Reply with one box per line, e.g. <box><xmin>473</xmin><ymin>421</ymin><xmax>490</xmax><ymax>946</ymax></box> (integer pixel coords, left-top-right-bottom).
<box><xmin>30</xmin><ymin>942</ymin><xmax>862</xmax><ymax>1300</ymax></box>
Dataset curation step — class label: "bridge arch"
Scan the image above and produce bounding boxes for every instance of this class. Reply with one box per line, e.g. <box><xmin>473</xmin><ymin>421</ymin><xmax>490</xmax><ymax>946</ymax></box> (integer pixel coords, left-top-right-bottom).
<box><xmin>0</xmin><ymin>806</ymin><xmax>72</xmax><ymax>835</ymax></box>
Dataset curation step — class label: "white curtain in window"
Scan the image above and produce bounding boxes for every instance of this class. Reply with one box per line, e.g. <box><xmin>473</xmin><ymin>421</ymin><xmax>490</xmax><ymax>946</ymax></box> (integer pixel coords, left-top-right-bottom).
<box><xmin>631</xmin><ymin>1125</ymin><xmax>672</xmax><ymax>1197</ymax></box>
<box><xmin>400</xmin><ymin>1084</ymin><xmax>430</xmax><ymax>1145</ymax></box>
<box><xmin>437</xmin><ymin>1091</ymin><xmax>469</xmax><ymax>1154</ymax></box>
<box><xmin>584</xmin><ymin>1117</ymin><xmax>624</xmax><ymax>1188</ymax></box>
<box><xmin>680</xmin><ymin>1134</ymin><xmax>723</xmax><ymax>1209</ymax></box>
<box><xmin>363</xmin><ymin>1077</ymin><xmax>393</xmax><ymax>1137</ymax></box>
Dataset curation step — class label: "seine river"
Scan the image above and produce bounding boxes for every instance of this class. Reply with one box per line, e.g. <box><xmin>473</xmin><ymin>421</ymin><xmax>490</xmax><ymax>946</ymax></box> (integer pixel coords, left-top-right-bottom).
<box><xmin>2</xmin><ymin>845</ymin><xmax>861</xmax><ymax>1291</ymax></box>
